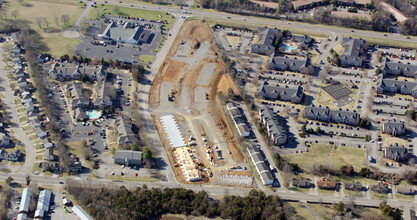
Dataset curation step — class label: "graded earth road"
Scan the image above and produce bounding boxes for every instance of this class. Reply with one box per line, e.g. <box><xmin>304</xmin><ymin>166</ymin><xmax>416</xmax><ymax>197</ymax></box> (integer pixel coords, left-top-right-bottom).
<box><xmin>136</xmin><ymin>17</ymin><xmax>186</xmax><ymax>183</ymax></box>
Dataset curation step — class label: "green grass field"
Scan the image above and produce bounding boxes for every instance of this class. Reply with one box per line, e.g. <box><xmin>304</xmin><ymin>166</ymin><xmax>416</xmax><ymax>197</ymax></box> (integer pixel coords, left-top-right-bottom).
<box><xmin>4</xmin><ymin>0</ymin><xmax>84</xmax><ymax>57</ymax></box>
<box><xmin>348</xmin><ymin>35</ymin><xmax>417</xmax><ymax>49</ymax></box>
<box><xmin>203</xmin><ymin>17</ymin><xmax>329</xmax><ymax>38</ymax></box>
<box><xmin>138</xmin><ymin>54</ymin><xmax>155</xmax><ymax>64</ymax></box>
<box><xmin>284</xmin><ymin>144</ymin><xmax>367</xmax><ymax>172</ymax></box>
<box><xmin>87</xmin><ymin>4</ymin><xmax>175</xmax><ymax>30</ymax></box>
<box><xmin>66</xmin><ymin>141</ymin><xmax>84</xmax><ymax>159</ymax></box>
<box><xmin>107</xmin><ymin>175</ymin><xmax>159</xmax><ymax>182</ymax></box>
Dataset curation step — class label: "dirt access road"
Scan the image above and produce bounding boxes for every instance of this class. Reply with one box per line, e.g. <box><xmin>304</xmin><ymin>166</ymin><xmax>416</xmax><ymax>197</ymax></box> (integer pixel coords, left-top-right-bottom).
<box><xmin>150</xmin><ymin>19</ymin><xmax>247</xmax><ymax>184</ymax></box>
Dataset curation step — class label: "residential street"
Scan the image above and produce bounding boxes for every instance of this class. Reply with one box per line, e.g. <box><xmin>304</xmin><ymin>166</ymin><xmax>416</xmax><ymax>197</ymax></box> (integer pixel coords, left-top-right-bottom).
<box><xmin>0</xmin><ymin>45</ymin><xmax>35</xmax><ymax>175</ymax></box>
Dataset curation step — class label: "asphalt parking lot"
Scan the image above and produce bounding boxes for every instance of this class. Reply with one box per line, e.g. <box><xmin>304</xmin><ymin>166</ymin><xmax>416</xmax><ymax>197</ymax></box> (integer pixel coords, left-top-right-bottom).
<box><xmin>75</xmin><ymin>16</ymin><xmax>163</xmax><ymax>63</ymax></box>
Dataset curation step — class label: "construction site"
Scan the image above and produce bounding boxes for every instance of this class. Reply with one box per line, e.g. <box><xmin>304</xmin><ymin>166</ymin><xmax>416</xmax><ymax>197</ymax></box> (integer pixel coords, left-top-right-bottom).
<box><xmin>150</xmin><ymin>20</ymin><xmax>252</xmax><ymax>186</ymax></box>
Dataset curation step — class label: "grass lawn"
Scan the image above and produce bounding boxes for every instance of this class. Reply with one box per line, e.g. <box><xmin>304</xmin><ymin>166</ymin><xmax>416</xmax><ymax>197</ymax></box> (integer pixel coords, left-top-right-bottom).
<box><xmin>17</xmin><ymin>108</ymin><xmax>26</xmax><ymax>113</ymax></box>
<box><xmin>225</xmin><ymin>35</ymin><xmax>240</xmax><ymax>49</ymax></box>
<box><xmin>348</xmin><ymin>35</ymin><xmax>417</xmax><ymax>49</ymax></box>
<box><xmin>28</xmin><ymin>135</ymin><xmax>38</xmax><ymax>141</ymax></box>
<box><xmin>66</xmin><ymin>141</ymin><xmax>83</xmax><ymax>159</ymax></box>
<box><xmin>314</xmin><ymin>87</ymin><xmax>337</xmax><ymax>109</ymax></box>
<box><xmin>318</xmin><ymin>188</ymin><xmax>337</xmax><ymax>195</ymax></box>
<box><xmin>370</xmin><ymin>191</ymin><xmax>388</xmax><ymax>199</ymax></box>
<box><xmin>287</xmin><ymin>202</ymin><xmax>315</xmax><ymax>220</ymax></box>
<box><xmin>5</xmin><ymin>145</ymin><xmax>26</xmax><ymax>155</ymax></box>
<box><xmin>32</xmin><ymin>162</ymin><xmax>42</xmax><ymax>173</ymax></box>
<box><xmin>205</xmin><ymin>18</ymin><xmax>329</xmax><ymax>38</ymax></box>
<box><xmin>107</xmin><ymin>175</ymin><xmax>159</xmax><ymax>182</ymax></box>
<box><xmin>0</xmin><ymin>167</ymin><xmax>12</xmax><ymax>173</ymax></box>
<box><xmin>308</xmin><ymin>203</ymin><xmax>337</xmax><ymax>219</ymax></box>
<box><xmin>138</xmin><ymin>54</ymin><xmax>155</xmax><ymax>64</ymax></box>
<box><xmin>22</xmin><ymin>125</ymin><xmax>32</xmax><ymax>131</ymax></box>
<box><xmin>107</xmin><ymin>129</ymin><xmax>118</xmax><ymax>144</ymax></box>
<box><xmin>87</xmin><ymin>4</ymin><xmax>175</xmax><ymax>30</ymax></box>
<box><xmin>36</xmin><ymin>144</ymin><xmax>44</xmax><ymax>150</ymax></box>
<box><xmin>42</xmin><ymin>33</ymin><xmax>82</xmax><ymax>58</ymax></box>
<box><xmin>283</xmin><ymin>144</ymin><xmax>367</xmax><ymax>172</ymax></box>
<box><xmin>19</xmin><ymin>116</ymin><xmax>28</xmax><ymax>123</ymax></box>
<box><xmin>292</xmin><ymin>186</ymin><xmax>311</xmax><ymax>194</ymax></box>
<box><xmin>395</xmin><ymin>192</ymin><xmax>415</xmax><ymax>201</ymax></box>
<box><xmin>333</xmin><ymin>43</ymin><xmax>345</xmax><ymax>55</ymax></box>
<box><xmin>344</xmin><ymin>189</ymin><xmax>363</xmax><ymax>197</ymax></box>
<box><xmin>35</xmin><ymin>154</ymin><xmax>43</xmax><ymax>161</ymax></box>
<box><xmin>3</xmin><ymin>0</ymin><xmax>84</xmax><ymax>57</ymax></box>
<box><xmin>381</xmin><ymin>134</ymin><xmax>408</xmax><ymax>148</ymax></box>
<box><xmin>339</xmin><ymin>175</ymin><xmax>379</xmax><ymax>186</ymax></box>
<box><xmin>14</xmin><ymin>99</ymin><xmax>22</xmax><ymax>105</ymax></box>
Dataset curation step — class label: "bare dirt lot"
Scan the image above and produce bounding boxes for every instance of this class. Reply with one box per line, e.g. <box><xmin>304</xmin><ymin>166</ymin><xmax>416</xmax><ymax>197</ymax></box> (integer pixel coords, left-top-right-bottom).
<box><xmin>150</xmin><ymin>20</ymin><xmax>245</xmax><ymax>184</ymax></box>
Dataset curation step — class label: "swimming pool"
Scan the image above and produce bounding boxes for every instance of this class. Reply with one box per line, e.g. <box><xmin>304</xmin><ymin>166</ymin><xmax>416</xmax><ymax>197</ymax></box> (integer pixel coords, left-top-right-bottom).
<box><xmin>282</xmin><ymin>43</ymin><xmax>296</xmax><ymax>51</ymax></box>
<box><xmin>87</xmin><ymin>110</ymin><xmax>102</xmax><ymax>120</ymax></box>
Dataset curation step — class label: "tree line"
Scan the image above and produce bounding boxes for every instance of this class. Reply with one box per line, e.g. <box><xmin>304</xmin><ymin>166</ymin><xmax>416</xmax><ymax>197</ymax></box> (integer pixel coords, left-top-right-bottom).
<box><xmin>13</xmin><ymin>22</ymin><xmax>74</xmax><ymax>172</ymax></box>
<box><xmin>67</xmin><ymin>183</ymin><xmax>293</xmax><ymax>220</ymax></box>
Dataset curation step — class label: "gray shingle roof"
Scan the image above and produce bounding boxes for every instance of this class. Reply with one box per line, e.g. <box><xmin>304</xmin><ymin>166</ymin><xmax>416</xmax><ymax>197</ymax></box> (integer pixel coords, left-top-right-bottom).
<box><xmin>382</xmin><ymin>57</ymin><xmax>417</xmax><ymax>75</ymax></box>
<box><xmin>259</xmin><ymin>107</ymin><xmax>287</xmax><ymax>145</ymax></box>
<box><xmin>343</xmin><ymin>37</ymin><xmax>365</xmax><ymax>57</ymax></box>
<box><xmin>292</xmin><ymin>178</ymin><xmax>311</xmax><ymax>188</ymax></box>
<box><xmin>259</xmin><ymin>83</ymin><xmax>304</xmax><ymax>102</ymax></box>
<box><xmin>292</xmin><ymin>35</ymin><xmax>312</xmax><ymax>48</ymax></box>
<box><xmin>115</xmin><ymin>117</ymin><xmax>138</xmax><ymax>145</ymax></box>
<box><xmin>344</xmin><ymin>182</ymin><xmax>363</xmax><ymax>191</ymax></box>
<box><xmin>50</xmin><ymin>63</ymin><xmax>107</xmax><ymax>80</ymax></box>
<box><xmin>340</xmin><ymin>37</ymin><xmax>366</xmax><ymax>65</ymax></box>
<box><xmin>93</xmin><ymin>82</ymin><xmax>112</xmax><ymax>107</ymax></box>
<box><xmin>255</xmin><ymin>161</ymin><xmax>269</xmax><ymax>173</ymax></box>
<box><xmin>252</xmin><ymin>152</ymin><xmax>264</xmax><ymax>164</ymax></box>
<box><xmin>383</xmin><ymin>120</ymin><xmax>405</xmax><ymax>133</ymax></box>
<box><xmin>268</xmin><ymin>55</ymin><xmax>310</xmax><ymax>71</ymax></box>
<box><xmin>385</xmin><ymin>144</ymin><xmax>408</xmax><ymax>161</ymax></box>
<box><xmin>377</xmin><ymin>74</ymin><xmax>417</xmax><ymax>94</ymax></box>
<box><xmin>99</xmin><ymin>22</ymin><xmax>151</xmax><ymax>44</ymax></box>
<box><xmin>397</xmin><ymin>186</ymin><xmax>415</xmax><ymax>195</ymax></box>
<box><xmin>251</xmin><ymin>27</ymin><xmax>281</xmax><ymax>55</ymax></box>
<box><xmin>260</xmin><ymin>171</ymin><xmax>274</xmax><ymax>184</ymax></box>
<box><xmin>247</xmin><ymin>145</ymin><xmax>260</xmax><ymax>156</ymax></box>
<box><xmin>304</xmin><ymin>106</ymin><xmax>359</xmax><ymax>123</ymax></box>
<box><xmin>67</xmin><ymin>82</ymin><xmax>89</xmax><ymax>108</ymax></box>
<box><xmin>114</xmin><ymin>150</ymin><xmax>142</xmax><ymax>164</ymax></box>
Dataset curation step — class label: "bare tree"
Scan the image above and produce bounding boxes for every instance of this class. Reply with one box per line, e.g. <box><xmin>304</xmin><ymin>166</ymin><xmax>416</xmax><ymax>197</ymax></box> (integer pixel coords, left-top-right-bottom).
<box><xmin>35</xmin><ymin>17</ymin><xmax>42</xmax><ymax>28</ymax></box>
<box><xmin>252</xmin><ymin>74</ymin><xmax>259</xmax><ymax>87</ymax></box>
<box><xmin>408</xmin><ymin>101</ymin><xmax>414</xmax><ymax>110</ymax></box>
<box><xmin>54</xmin><ymin>16</ymin><xmax>59</xmax><ymax>26</ymax></box>
<box><xmin>0</xmin><ymin>11</ymin><xmax>6</xmax><ymax>20</ymax></box>
<box><xmin>319</xmin><ymin>65</ymin><xmax>330</xmax><ymax>80</ymax></box>
<box><xmin>11</xmin><ymin>10</ymin><xmax>19</xmax><ymax>20</ymax></box>
<box><xmin>42</xmin><ymin>17</ymin><xmax>50</xmax><ymax>28</ymax></box>
<box><xmin>362</xmin><ymin>70</ymin><xmax>368</xmax><ymax>78</ymax></box>
<box><xmin>61</xmin><ymin>14</ymin><xmax>70</xmax><ymax>25</ymax></box>
<box><xmin>283</xmin><ymin>106</ymin><xmax>290</xmax><ymax>116</ymax></box>
<box><xmin>292</xmin><ymin>113</ymin><xmax>299</xmax><ymax>123</ymax></box>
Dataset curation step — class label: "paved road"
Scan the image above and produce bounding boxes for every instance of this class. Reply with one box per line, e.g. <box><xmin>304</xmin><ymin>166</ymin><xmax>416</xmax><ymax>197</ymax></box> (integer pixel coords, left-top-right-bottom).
<box><xmin>0</xmin><ymin>46</ymin><xmax>35</xmax><ymax>176</ymax></box>
<box><xmin>96</xmin><ymin>0</ymin><xmax>417</xmax><ymax>43</ymax></box>
<box><xmin>2</xmin><ymin>173</ymin><xmax>417</xmax><ymax>211</ymax></box>
<box><xmin>136</xmin><ymin>17</ymin><xmax>185</xmax><ymax>183</ymax></box>
<box><xmin>63</xmin><ymin>1</ymin><xmax>93</xmax><ymax>38</ymax></box>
